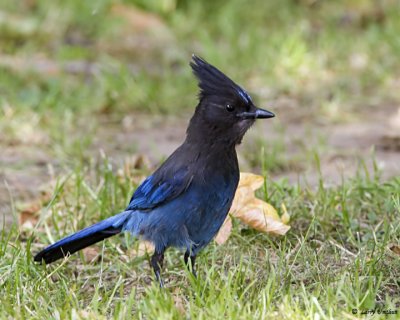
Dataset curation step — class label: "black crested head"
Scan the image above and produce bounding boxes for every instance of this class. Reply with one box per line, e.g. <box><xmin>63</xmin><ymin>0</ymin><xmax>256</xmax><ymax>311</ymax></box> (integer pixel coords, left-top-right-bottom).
<box><xmin>190</xmin><ymin>55</ymin><xmax>252</xmax><ymax>103</ymax></box>
<box><xmin>187</xmin><ymin>55</ymin><xmax>275</xmax><ymax>146</ymax></box>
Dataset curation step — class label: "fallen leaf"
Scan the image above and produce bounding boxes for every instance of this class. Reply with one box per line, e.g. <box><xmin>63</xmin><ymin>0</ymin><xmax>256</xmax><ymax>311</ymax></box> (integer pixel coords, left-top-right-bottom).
<box><xmin>388</xmin><ymin>244</ymin><xmax>400</xmax><ymax>256</ymax></box>
<box><xmin>235</xmin><ymin>206</ymin><xmax>290</xmax><ymax>235</ymax></box>
<box><xmin>215</xmin><ymin>216</ymin><xmax>232</xmax><ymax>245</ymax></box>
<box><xmin>215</xmin><ymin>172</ymin><xmax>290</xmax><ymax>243</ymax></box>
<box><xmin>235</xmin><ymin>192</ymin><xmax>288</xmax><ymax>235</ymax></box>
<box><xmin>19</xmin><ymin>203</ymin><xmax>41</xmax><ymax>230</ymax></box>
<box><xmin>230</xmin><ymin>173</ymin><xmax>279</xmax><ymax>219</ymax></box>
<box><xmin>18</xmin><ymin>187</ymin><xmax>53</xmax><ymax>230</ymax></box>
<box><xmin>281</xmin><ymin>203</ymin><xmax>291</xmax><ymax>224</ymax></box>
<box><xmin>238</xmin><ymin>172</ymin><xmax>264</xmax><ymax>191</ymax></box>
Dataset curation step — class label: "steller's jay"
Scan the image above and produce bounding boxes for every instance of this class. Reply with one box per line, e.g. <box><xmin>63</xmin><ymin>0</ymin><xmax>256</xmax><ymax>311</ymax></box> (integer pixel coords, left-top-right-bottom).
<box><xmin>34</xmin><ymin>55</ymin><xmax>275</xmax><ymax>287</ymax></box>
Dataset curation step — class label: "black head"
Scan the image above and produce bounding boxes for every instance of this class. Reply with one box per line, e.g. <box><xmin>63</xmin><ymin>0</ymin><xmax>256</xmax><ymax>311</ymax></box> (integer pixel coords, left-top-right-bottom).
<box><xmin>187</xmin><ymin>55</ymin><xmax>274</xmax><ymax>145</ymax></box>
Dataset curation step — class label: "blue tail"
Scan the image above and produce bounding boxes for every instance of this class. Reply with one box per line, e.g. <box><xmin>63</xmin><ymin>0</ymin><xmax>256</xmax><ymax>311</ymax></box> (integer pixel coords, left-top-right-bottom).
<box><xmin>34</xmin><ymin>211</ymin><xmax>130</xmax><ymax>264</ymax></box>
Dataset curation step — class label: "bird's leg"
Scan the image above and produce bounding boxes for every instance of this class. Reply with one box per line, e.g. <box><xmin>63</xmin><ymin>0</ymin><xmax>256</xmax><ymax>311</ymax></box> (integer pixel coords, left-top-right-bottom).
<box><xmin>151</xmin><ymin>250</ymin><xmax>165</xmax><ymax>287</ymax></box>
<box><xmin>184</xmin><ymin>250</ymin><xmax>197</xmax><ymax>278</ymax></box>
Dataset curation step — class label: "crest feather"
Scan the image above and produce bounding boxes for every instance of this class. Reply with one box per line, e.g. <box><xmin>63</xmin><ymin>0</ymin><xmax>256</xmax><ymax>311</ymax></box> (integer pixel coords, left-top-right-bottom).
<box><xmin>190</xmin><ymin>55</ymin><xmax>252</xmax><ymax>103</ymax></box>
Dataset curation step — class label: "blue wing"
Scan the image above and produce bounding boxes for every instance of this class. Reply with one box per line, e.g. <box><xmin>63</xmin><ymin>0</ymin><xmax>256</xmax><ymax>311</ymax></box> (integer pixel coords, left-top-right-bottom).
<box><xmin>126</xmin><ymin>166</ymin><xmax>193</xmax><ymax>211</ymax></box>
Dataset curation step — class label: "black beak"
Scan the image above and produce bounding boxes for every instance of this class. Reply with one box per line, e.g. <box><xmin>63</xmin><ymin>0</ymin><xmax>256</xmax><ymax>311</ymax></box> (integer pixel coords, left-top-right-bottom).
<box><xmin>237</xmin><ymin>107</ymin><xmax>275</xmax><ymax>119</ymax></box>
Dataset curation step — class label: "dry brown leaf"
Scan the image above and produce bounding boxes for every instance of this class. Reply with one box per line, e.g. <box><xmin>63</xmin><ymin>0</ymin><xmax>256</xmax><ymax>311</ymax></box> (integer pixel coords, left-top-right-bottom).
<box><xmin>238</xmin><ymin>172</ymin><xmax>265</xmax><ymax>190</ymax></box>
<box><xmin>215</xmin><ymin>172</ymin><xmax>290</xmax><ymax>243</ymax></box>
<box><xmin>235</xmin><ymin>200</ymin><xmax>290</xmax><ymax>236</ymax></box>
<box><xmin>388</xmin><ymin>244</ymin><xmax>400</xmax><ymax>256</ymax></box>
<box><xmin>19</xmin><ymin>203</ymin><xmax>41</xmax><ymax>229</ymax></box>
<box><xmin>18</xmin><ymin>188</ymin><xmax>53</xmax><ymax>230</ymax></box>
<box><xmin>235</xmin><ymin>206</ymin><xmax>290</xmax><ymax>235</ymax></box>
<box><xmin>230</xmin><ymin>173</ymin><xmax>278</xmax><ymax>217</ymax></box>
<box><xmin>215</xmin><ymin>216</ymin><xmax>232</xmax><ymax>245</ymax></box>
<box><xmin>281</xmin><ymin>203</ymin><xmax>291</xmax><ymax>224</ymax></box>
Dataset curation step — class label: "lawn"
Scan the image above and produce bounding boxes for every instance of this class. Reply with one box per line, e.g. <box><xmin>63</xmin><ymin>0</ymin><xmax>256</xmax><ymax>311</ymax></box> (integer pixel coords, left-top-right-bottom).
<box><xmin>1</xmin><ymin>0</ymin><xmax>399</xmax><ymax>319</ymax></box>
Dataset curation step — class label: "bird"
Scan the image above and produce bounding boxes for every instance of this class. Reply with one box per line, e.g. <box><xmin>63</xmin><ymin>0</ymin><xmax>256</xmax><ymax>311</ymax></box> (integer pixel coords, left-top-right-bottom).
<box><xmin>34</xmin><ymin>55</ymin><xmax>275</xmax><ymax>287</ymax></box>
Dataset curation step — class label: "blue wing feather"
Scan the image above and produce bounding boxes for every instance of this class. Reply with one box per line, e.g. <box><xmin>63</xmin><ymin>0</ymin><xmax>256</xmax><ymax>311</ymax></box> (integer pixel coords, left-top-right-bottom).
<box><xmin>126</xmin><ymin>167</ymin><xmax>192</xmax><ymax>211</ymax></box>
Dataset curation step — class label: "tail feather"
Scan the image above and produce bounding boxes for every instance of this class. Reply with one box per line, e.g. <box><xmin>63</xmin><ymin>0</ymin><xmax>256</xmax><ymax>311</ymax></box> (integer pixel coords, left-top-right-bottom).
<box><xmin>34</xmin><ymin>211</ymin><xmax>129</xmax><ymax>264</ymax></box>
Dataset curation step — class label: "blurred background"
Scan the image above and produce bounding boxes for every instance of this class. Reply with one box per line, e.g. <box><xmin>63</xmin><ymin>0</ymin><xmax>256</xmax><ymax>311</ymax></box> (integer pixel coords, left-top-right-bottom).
<box><xmin>1</xmin><ymin>0</ymin><xmax>399</xmax><ymax>226</ymax></box>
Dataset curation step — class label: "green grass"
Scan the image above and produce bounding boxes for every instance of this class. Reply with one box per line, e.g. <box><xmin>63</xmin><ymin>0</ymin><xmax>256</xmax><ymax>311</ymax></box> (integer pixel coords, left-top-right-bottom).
<box><xmin>1</xmin><ymin>158</ymin><xmax>399</xmax><ymax>319</ymax></box>
<box><xmin>1</xmin><ymin>0</ymin><xmax>400</xmax><ymax>319</ymax></box>
<box><xmin>2</xmin><ymin>0</ymin><xmax>399</xmax><ymax>166</ymax></box>
<box><xmin>1</xmin><ymin>0</ymin><xmax>400</xmax><ymax>122</ymax></box>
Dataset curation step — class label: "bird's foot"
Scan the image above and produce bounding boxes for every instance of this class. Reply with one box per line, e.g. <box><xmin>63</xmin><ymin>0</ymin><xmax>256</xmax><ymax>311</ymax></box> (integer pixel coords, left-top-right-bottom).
<box><xmin>151</xmin><ymin>250</ymin><xmax>165</xmax><ymax>288</ymax></box>
<box><xmin>155</xmin><ymin>270</ymin><xmax>164</xmax><ymax>288</ymax></box>
<box><xmin>184</xmin><ymin>251</ymin><xmax>197</xmax><ymax>278</ymax></box>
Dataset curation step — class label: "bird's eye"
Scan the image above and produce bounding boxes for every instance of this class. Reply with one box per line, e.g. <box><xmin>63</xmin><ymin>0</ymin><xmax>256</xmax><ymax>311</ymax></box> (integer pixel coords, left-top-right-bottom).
<box><xmin>226</xmin><ymin>104</ymin><xmax>235</xmax><ymax>112</ymax></box>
